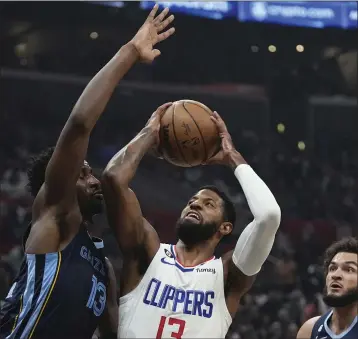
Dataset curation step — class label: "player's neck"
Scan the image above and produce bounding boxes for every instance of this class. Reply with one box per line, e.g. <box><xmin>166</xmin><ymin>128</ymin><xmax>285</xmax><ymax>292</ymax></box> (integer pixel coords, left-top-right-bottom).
<box><xmin>81</xmin><ymin>211</ymin><xmax>95</xmax><ymax>225</ymax></box>
<box><xmin>175</xmin><ymin>240</ymin><xmax>215</xmax><ymax>267</ymax></box>
<box><xmin>332</xmin><ymin>302</ymin><xmax>358</xmax><ymax>332</ymax></box>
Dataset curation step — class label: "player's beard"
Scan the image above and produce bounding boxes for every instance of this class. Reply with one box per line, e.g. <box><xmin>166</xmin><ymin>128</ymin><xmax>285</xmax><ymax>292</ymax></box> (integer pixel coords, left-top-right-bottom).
<box><xmin>323</xmin><ymin>285</ymin><xmax>358</xmax><ymax>307</ymax></box>
<box><xmin>80</xmin><ymin>195</ymin><xmax>104</xmax><ymax>219</ymax></box>
<box><xmin>175</xmin><ymin>218</ymin><xmax>218</xmax><ymax>246</ymax></box>
<box><xmin>88</xmin><ymin>196</ymin><xmax>104</xmax><ymax>216</ymax></box>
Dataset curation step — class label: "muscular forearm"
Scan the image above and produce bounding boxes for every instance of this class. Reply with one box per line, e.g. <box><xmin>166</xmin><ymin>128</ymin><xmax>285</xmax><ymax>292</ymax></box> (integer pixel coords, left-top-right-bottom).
<box><xmin>104</xmin><ymin>127</ymin><xmax>156</xmax><ymax>185</ymax></box>
<box><xmin>70</xmin><ymin>43</ymin><xmax>138</xmax><ymax>131</ymax></box>
<box><xmin>231</xmin><ymin>162</ymin><xmax>281</xmax><ymax>276</ymax></box>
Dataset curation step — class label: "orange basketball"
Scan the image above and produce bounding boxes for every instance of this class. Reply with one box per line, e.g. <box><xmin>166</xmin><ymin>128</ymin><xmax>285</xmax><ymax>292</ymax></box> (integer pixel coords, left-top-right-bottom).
<box><xmin>159</xmin><ymin>100</ymin><xmax>220</xmax><ymax>167</ymax></box>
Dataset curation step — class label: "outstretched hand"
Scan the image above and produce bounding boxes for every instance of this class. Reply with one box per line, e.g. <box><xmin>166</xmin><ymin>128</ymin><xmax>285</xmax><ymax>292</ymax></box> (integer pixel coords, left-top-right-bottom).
<box><xmin>204</xmin><ymin>111</ymin><xmax>240</xmax><ymax>167</ymax></box>
<box><xmin>131</xmin><ymin>4</ymin><xmax>175</xmax><ymax>63</ymax></box>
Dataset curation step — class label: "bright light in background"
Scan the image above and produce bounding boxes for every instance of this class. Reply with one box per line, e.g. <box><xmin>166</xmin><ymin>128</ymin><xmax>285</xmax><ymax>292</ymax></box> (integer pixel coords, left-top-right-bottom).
<box><xmin>268</xmin><ymin>45</ymin><xmax>276</xmax><ymax>53</ymax></box>
<box><xmin>297</xmin><ymin>141</ymin><xmax>306</xmax><ymax>151</ymax></box>
<box><xmin>251</xmin><ymin>45</ymin><xmax>259</xmax><ymax>52</ymax></box>
<box><xmin>90</xmin><ymin>32</ymin><xmax>99</xmax><ymax>39</ymax></box>
<box><xmin>296</xmin><ymin>44</ymin><xmax>304</xmax><ymax>52</ymax></box>
<box><xmin>277</xmin><ymin>123</ymin><xmax>285</xmax><ymax>134</ymax></box>
<box><xmin>14</xmin><ymin>43</ymin><xmax>27</xmax><ymax>57</ymax></box>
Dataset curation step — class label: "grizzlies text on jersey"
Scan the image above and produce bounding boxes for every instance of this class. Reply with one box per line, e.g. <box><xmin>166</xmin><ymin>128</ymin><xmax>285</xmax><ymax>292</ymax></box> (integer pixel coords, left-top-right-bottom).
<box><xmin>0</xmin><ymin>225</ymin><xmax>109</xmax><ymax>339</ymax></box>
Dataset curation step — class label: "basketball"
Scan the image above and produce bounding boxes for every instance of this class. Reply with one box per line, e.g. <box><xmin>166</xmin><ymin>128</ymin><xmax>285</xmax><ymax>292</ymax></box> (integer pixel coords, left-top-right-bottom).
<box><xmin>159</xmin><ymin>100</ymin><xmax>220</xmax><ymax>167</ymax></box>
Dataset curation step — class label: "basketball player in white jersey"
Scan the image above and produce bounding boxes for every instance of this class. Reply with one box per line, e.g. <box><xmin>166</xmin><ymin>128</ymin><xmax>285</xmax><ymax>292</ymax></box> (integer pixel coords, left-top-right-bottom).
<box><xmin>297</xmin><ymin>237</ymin><xmax>357</xmax><ymax>339</ymax></box>
<box><xmin>102</xmin><ymin>108</ymin><xmax>281</xmax><ymax>338</ymax></box>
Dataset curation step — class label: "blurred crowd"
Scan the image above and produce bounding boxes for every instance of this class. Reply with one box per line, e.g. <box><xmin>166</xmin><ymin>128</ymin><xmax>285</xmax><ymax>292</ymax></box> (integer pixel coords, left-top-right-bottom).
<box><xmin>0</xmin><ymin>96</ymin><xmax>357</xmax><ymax>339</ymax></box>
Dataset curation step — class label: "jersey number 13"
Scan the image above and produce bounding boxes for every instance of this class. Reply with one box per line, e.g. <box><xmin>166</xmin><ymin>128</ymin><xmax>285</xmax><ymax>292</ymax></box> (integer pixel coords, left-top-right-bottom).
<box><xmin>156</xmin><ymin>316</ymin><xmax>186</xmax><ymax>339</ymax></box>
<box><xmin>86</xmin><ymin>275</ymin><xmax>106</xmax><ymax>317</ymax></box>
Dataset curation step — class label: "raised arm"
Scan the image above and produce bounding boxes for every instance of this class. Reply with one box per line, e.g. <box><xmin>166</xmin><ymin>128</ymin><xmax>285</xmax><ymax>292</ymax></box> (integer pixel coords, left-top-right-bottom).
<box><xmin>42</xmin><ymin>44</ymin><xmax>139</xmax><ymax>208</ymax></box>
<box><xmin>222</xmin><ymin>157</ymin><xmax>281</xmax><ymax>306</ymax></box>
<box><xmin>102</xmin><ymin>103</ymin><xmax>171</xmax><ymax>257</ymax></box>
<box><xmin>42</xmin><ymin>4</ymin><xmax>174</xmax><ymax>209</ymax></box>
<box><xmin>206</xmin><ymin>112</ymin><xmax>281</xmax><ymax>313</ymax></box>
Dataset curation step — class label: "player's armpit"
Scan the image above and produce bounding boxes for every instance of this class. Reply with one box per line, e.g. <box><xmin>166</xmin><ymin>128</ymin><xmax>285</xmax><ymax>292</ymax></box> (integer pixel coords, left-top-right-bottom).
<box><xmin>223</xmin><ymin>250</ymin><xmax>256</xmax><ymax>295</ymax></box>
<box><xmin>296</xmin><ymin>317</ymin><xmax>320</xmax><ymax>339</ymax></box>
<box><xmin>97</xmin><ymin>258</ymin><xmax>119</xmax><ymax>338</ymax></box>
<box><xmin>143</xmin><ymin>217</ymin><xmax>161</xmax><ymax>258</ymax></box>
<box><xmin>222</xmin><ymin>250</ymin><xmax>256</xmax><ymax>315</ymax></box>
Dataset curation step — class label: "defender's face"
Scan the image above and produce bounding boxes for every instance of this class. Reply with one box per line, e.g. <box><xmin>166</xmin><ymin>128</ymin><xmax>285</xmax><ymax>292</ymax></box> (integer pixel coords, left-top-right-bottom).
<box><xmin>76</xmin><ymin>161</ymin><xmax>103</xmax><ymax>215</ymax></box>
<box><xmin>326</xmin><ymin>252</ymin><xmax>358</xmax><ymax>297</ymax></box>
<box><xmin>180</xmin><ymin>189</ymin><xmax>224</xmax><ymax>228</ymax></box>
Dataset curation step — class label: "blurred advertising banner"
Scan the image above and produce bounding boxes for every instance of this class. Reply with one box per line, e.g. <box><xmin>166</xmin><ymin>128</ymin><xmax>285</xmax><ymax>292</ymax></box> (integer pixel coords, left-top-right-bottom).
<box><xmin>139</xmin><ymin>1</ymin><xmax>357</xmax><ymax>29</ymax></box>
<box><xmin>238</xmin><ymin>1</ymin><xmax>357</xmax><ymax>29</ymax></box>
<box><xmin>140</xmin><ymin>1</ymin><xmax>237</xmax><ymax>20</ymax></box>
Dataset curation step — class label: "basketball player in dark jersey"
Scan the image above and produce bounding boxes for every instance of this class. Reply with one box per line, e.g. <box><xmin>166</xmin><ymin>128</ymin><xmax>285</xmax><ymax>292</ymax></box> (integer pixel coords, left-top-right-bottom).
<box><xmin>297</xmin><ymin>237</ymin><xmax>358</xmax><ymax>339</ymax></box>
<box><xmin>0</xmin><ymin>5</ymin><xmax>175</xmax><ymax>338</ymax></box>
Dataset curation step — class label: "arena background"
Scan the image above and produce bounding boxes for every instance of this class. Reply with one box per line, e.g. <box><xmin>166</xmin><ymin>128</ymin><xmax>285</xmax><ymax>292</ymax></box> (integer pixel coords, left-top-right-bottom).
<box><xmin>0</xmin><ymin>1</ymin><xmax>357</xmax><ymax>338</ymax></box>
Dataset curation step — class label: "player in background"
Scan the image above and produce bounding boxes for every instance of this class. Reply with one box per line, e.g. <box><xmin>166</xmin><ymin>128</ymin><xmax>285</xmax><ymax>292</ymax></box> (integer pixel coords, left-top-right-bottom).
<box><xmin>102</xmin><ymin>109</ymin><xmax>281</xmax><ymax>338</ymax></box>
<box><xmin>297</xmin><ymin>237</ymin><xmax>358</xmax><ymax>339</ymax></box>
<box><xmin>0</xmin><ymin>5</ymin><xmax>175</xmax><ymax>339</ymax></box>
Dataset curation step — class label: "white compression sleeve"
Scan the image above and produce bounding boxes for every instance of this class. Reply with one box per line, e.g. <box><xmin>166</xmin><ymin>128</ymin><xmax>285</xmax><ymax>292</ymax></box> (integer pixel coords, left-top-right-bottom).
<box><xmin>232</xmin><ymin>164</ymin><xmax>281</xmax><ymax>276</ymax></box>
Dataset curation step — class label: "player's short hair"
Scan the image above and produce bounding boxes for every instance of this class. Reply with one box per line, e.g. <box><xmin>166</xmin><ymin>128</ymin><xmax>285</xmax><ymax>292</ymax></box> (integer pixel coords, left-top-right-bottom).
<box><xmin>26</xmin><ymin>147</ymin><xmax>55</xmax><ymax>197</ymax></box>
<box><xmin>199</xmin><ymin>185</ymin><xmax>236</xmax><ymax>226</ymax></box>
<box><xmin>323</xmin><ymin>237</ymin><xmax>358</xmax><ymax>275</ymax></box>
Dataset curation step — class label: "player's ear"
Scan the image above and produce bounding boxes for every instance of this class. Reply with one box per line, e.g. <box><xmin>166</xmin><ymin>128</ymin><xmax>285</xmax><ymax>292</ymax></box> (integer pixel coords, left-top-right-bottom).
<box><xmin>219</xmin><ymin>222</ymin><xmax>233</xmax><ymax>236</ymax></box>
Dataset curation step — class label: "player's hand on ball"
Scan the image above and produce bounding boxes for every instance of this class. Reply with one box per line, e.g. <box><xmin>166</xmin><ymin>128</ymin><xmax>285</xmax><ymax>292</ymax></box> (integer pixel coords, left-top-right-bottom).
<box><xmin>130</xmin><ymin>4</ymin><xmax>175</xmax><ymax>63</ymax></box>
<box><xmin>145</xmin><ymin>102</ymin><xmax>172</xmax><ymax>155</ymax></box>
<box><xmin>204</xmin><ymin>111</ymin><xmax>237</xmax><ymax>166</ymax></box>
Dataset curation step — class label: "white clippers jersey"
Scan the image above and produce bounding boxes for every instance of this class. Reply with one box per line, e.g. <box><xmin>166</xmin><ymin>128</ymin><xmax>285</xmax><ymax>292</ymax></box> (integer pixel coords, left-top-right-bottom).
<box><xmin>118</xmin><ymin>244</ymin><xmax>232</xmax><ymax>339</ymax></box>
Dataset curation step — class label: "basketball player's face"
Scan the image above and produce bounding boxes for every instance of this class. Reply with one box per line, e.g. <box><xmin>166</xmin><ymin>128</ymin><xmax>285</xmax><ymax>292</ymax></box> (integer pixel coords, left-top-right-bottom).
<box><xmin>176</xmin><ymin>189</ymin><xmax>227</xmax><ymax>245</ymax></box>
<box><xmin>323</xmin><ymin>252</ymin><xmax>358</xmax><ymax>307</ymax></box>
<box><xmin>76</xmin><ymin>161</ymin><xmax>103</xmax><ymax>217</ymax></box>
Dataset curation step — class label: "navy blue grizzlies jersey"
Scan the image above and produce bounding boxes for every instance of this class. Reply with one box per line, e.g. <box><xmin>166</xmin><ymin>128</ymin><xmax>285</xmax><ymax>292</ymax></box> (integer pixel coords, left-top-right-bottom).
<box><xmin>0</xmin><ymin>225</ymin><xmax>109</xmax><ymax>339</ymax></box>
<box><xmin>311</xmin><ymin>310</ymin><xmax>358</xmax><ymax>339</ymax></box>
